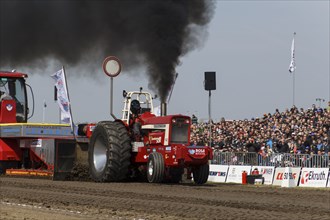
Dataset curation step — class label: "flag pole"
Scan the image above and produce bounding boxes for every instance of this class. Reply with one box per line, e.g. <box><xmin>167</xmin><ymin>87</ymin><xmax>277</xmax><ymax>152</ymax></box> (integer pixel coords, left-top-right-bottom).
<box><xmin>293</xmin><ymin>69</ymin><xmax>295</xmax><ymax>106</ymax></box>
<box><xmin>293</xmin><ymin>32</ymin><xmax>296</xmax><ymax>107</ymax></box>
<box><xmin>208</xmin><ymin>90</ymin><xmax>212</xmax><ymax>147</ymax></box>
<box><xmin>289</xmin><ymin>32</ymin><xmax>296</xmax><ymax>107</ymax></box>
<box><xmin>62</xmin><ymin>66</ymin><xmax>76</xmax><ymax>138</ymax></box>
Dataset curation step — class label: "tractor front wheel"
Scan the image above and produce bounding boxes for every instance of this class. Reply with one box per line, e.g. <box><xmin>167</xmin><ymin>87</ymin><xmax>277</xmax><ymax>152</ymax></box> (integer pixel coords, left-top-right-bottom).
<box><xmin>147</xmin><ymin>152</ymin><xmax>165</xmax><ymax>183</ymax></box>
<box><xmin>192</xmin><ymin>164</ymin><xmax>209</xmax><ymax>184</ymax></box>
<box><xmin>88</xmin><ymin>121</ymin><xmax>131</xmax><ymax>182</ymax></box>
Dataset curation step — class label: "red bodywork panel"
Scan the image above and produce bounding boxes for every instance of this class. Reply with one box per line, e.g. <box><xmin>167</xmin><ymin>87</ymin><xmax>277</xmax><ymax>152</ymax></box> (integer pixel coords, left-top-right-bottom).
<box><xmin>85</xmin><ymin>124</ymin><xmax>96</xmax><ymax>138</ymax></box>
<box><xmin>0</xmin><ymin>99</ymin><xmax>17</xmax><ymax>123</ymax></box>
<box><xmin>148</xmin><ymin>132</ymin><xmax>164</xmax><ymax>145</ymax></box>
<box><xmin>0</xmin><ymin>139</ymin><xmax>21</xmax><ymax>161</ymax></box>
<box><xmin>0</xmin><ymin>72</ymin><xmax>28</xmax><ymax>78</ymax></box>
<box><xmin>184</xmin><ymin>146</ymin><xmax>213</xmax><ymax>165</ymax></box>
<box><xmin>0</xmin><ymin>71</ymin><xmax>27</xmax><ymax>123</ymax></box>
<box><xmin>142</xmin><ymin>114</ymin><xmax>185</xmax><ymax>125</ymax></box>
<box><xmin>0</xmin><ymin>138</ymin><xmax>53</xmax><ymax>170</ymax></box>
<box><xmin>132</xmin><ymin>144</ymin><xmax>212</xmax><ymax>167</ymax></box>
<box><xmin>140</xmin><ymin>112</ymin><xmax>156</xmax><ymax>121</ymax></box>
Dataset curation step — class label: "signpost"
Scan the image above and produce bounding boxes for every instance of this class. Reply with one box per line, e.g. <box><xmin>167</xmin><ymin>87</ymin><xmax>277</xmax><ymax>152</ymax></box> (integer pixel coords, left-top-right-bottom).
<box><xmin>204</xmin><ymin>71</ymin><xmax>216</xmax><ymax>147</ymax></box>
<box><xmin>102</xmin><ymin>56</ymin><xmax>122</xmax><ymax>119</ymax></box>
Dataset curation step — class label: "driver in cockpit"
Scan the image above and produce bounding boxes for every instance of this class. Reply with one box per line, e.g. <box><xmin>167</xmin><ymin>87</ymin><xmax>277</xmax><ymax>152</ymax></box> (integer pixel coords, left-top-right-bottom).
<box><xmin>0</xmin><ymin>90</ymin><xmax>12</xmax><ymax>101</ymax></box>
<box><xmin>130</xmin><ymin>99</ymin><xmax>142</xmax><ymax>141</ymax></box>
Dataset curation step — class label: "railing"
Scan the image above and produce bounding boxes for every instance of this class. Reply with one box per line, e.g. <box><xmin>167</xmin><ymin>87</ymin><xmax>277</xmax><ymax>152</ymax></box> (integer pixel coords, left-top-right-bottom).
<box><xmin>212</xmin><ymin>151</ymin><xmax>330</xmax><ymax>168</ymax></box>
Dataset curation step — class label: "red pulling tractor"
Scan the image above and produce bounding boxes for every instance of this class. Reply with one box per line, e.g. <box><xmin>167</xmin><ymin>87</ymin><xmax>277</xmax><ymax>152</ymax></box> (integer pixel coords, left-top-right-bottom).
<box><xmin>81</xmin><ymin>89</ymin><xmax>212</xmax><ymax>184</ymax></box>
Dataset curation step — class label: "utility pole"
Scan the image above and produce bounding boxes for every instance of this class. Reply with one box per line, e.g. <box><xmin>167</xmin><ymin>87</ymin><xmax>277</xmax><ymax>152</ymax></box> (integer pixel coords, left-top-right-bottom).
<box><xmin>204</xmin><ymin>72</ymin><xmax>216</xmax><ymax>147</ymax></box>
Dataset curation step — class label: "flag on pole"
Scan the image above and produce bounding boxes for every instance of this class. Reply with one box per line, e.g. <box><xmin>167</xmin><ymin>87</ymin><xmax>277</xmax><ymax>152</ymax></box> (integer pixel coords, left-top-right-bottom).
<box><xmin>51</xmin><ymin>68</ymin><xmax>72</xmax><ymax>125</ymax></box>
<box><xmin>288</xmin><ymin>33</ymin><xmax>296</xmax><ymax>73</ymax></box>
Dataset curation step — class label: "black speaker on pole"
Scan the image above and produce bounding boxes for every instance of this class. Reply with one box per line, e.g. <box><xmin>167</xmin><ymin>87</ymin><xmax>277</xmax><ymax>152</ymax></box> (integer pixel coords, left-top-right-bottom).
<box><xmin>204</xmin><ymin>71</ymin><xmax>216</xmax><ymax>90</ymax></box>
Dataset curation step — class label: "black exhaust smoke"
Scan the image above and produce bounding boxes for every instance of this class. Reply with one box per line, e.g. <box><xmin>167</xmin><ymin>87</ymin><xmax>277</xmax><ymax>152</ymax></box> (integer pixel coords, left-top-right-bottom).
<box><xmin>0</xmin><ymin>0</ymin><xmax>215</xmax><ymax>102</ymax></box>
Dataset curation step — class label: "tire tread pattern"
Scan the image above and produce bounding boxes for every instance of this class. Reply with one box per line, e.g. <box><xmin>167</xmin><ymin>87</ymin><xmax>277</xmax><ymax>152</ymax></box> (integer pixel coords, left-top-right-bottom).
<box><xmin>89</xmin><ymin>121</ymin><xmax>131</xmax><ymax>182</ymax></box>
<box><xmin>147</xmin><ymin>152</ymin><xmax>165</xmax><ymax>183</ymax></box>
<box><xmin>193</xmin><ymin>164</ymin><xmax>209</xmax><ymax>184</ymax></box>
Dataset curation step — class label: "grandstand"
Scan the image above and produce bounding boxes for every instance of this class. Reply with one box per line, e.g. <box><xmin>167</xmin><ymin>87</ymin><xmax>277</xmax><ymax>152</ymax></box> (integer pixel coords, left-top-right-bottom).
<box><xmin>190</xmin><ymin>104</ymin><xmax>330</xmax><ymax>168</ymax></box>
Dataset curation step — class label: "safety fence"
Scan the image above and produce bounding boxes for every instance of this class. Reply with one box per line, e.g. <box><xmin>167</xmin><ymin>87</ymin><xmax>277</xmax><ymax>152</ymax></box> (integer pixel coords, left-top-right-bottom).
<box><xmin>212</xmin><ymin>151</ymin><xmax>330</xmax><ymax>168</ymax></box>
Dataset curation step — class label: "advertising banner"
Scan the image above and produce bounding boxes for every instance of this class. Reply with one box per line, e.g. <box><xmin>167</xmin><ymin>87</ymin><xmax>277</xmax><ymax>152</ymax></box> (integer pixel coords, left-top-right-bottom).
<box><xmin>226</xmin><ymin>165</ymin><xmax>251</xmax><ymax>184</ymax></box>
<box><xmin>281</xmin><ymin>167</ymin><xmax>296</xmax><ymax>187</ymax></box>
<box><xmin>251</xmin><ymin>166</ymin><xmax>275</xmax><ymax>185</ymax></box>
<box><xmin>272</xmin><ymin>167</ymin><xmax>301</xmax><ymax>186</ymax></box>
<box><xmin>299</xmin><ymin>168</ymin><xmax>329</xmax><ymax>188</ymax></box>
<box><xmin>328</xmin><ymin>172</ymin><xmax>330</xmax><ymax>188</ymax></box>
<box><xmin>208</xmin><ymin>165</ymin><xmax>229</xmax><ymax>183</ymax></box>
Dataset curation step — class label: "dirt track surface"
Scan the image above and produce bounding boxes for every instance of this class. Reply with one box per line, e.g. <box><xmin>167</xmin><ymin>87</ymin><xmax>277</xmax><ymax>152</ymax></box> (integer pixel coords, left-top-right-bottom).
<box><xmin>0</xmin><ymin>177</ymin><xmax>329</xmax><ymax>220</ymax></box>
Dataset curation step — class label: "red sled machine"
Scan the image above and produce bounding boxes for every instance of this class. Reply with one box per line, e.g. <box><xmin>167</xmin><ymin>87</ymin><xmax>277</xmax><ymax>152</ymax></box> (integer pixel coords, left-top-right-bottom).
<box><xmin>0</xmin><ymin>71</ymin><xmax>75</xmax><ymax>179</ymax></box>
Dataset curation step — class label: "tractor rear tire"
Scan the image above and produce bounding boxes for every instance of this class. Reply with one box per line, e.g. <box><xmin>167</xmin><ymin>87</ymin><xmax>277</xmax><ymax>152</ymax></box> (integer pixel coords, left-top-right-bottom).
<box><xmin>192</xmin><ymin>164</ymin><xmax>209</xmax><ymax>184</ymax></box>
<box><xmin>88</xmin><ymin>121</ymin><xmax>131</xmax><ymax>182</ymax></box>
<box><xmin>147</xmin><ymin>152</ymin><xmax>165</xmax><ymax>183</ymax></box>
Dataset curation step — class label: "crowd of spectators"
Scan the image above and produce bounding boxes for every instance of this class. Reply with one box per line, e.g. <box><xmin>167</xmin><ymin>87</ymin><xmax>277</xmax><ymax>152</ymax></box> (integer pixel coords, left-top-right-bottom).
<box><xmin>190</xmin><ymin>103</ymin><xmax>330</xmax><ymax>157</ymax></box>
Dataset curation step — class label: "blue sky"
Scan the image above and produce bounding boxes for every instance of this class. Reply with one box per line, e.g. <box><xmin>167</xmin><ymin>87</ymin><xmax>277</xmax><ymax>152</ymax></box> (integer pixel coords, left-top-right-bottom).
<box><xmin>22</xmin><ymin>0</ymin><xmax>329</xmax><ymax>123</ymax></box>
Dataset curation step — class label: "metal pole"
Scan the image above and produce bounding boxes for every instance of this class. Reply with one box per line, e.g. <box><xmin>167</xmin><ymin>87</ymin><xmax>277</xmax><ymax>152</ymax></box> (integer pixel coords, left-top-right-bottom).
<box><xmin>110</xmin><ymin>77</ymin><xmax>117</xmax><ymax>120</ymax></box>
<box><xmin>62</xmin><ymin>66</ymin><xmax>76</xmax><ymax>138</ymax></box>
<box><xmin>292</xmin><ymin>32</ymin><xmax>296</xmax><ymax>107</ymax></box>
<box><xmin>293</xmin><ymin>71</ymin><xmax>295</xmax><ymax>106</ymax></box>
<box><xmin>110</xmin><ymin>77</ymin><xmax>113</xmax><ymax>116</ymax></box>
<box><xmin>209</xmin><ymin>90</ymin><xmax>211</xmax><ymax>147</ymax></box>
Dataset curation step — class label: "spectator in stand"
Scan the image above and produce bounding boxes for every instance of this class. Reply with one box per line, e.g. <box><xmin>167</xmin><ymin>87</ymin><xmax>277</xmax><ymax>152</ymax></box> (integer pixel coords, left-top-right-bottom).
<box><xmin>316</xmin><ymin>139</ymin><xmax>323</xmax><ymax>151</ymax></box>
<box><xmin>322</xmin><ymin>138</ymin><xmax>329</xmax><ymax>154</ymax></box>
<box><xmin>246</xmin><ymin>138</ymin><xmax>259</xmax><ymax>153</ymax></box>
<box><xmin>275</xmin><ymin>138</ymin><xmax>289</xmax><ymax>153</ymax></box>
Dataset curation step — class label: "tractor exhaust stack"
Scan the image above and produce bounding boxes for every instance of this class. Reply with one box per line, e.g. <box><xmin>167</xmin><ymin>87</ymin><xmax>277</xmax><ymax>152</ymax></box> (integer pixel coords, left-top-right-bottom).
<box><xmin>161</xmin><ymin>102</ymin><xmax>167</xmax><ymax>116</ymax></box>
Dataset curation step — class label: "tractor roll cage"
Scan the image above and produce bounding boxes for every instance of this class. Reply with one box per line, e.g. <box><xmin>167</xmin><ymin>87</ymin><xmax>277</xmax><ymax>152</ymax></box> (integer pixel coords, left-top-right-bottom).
<box><xmin>121</xmin><ymin>91</ymin><xmax>155</xmax><ymax>125</ymax></box>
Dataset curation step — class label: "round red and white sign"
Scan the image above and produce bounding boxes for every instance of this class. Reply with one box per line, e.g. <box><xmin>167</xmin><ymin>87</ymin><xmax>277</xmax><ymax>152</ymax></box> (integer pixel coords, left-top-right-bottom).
<box><xmin>102</xmin><ymin>56</ymin><xmax>122</xmax><ymax>77</ymax></box>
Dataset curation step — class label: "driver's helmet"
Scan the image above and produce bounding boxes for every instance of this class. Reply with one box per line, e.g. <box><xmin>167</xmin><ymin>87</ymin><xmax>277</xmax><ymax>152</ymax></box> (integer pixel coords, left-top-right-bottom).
<box><xmin>131</xmin><ymin>99</ymin><xmax>141</xmax><ymax>114</ymax></box>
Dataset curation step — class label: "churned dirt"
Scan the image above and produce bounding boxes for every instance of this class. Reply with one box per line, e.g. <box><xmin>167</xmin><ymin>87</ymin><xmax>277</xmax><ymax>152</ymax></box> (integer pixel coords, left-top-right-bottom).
<box><xmin>0</xmin><ymin>176</ymin><xmax>329</xmax><ymax>220</ymax></box>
